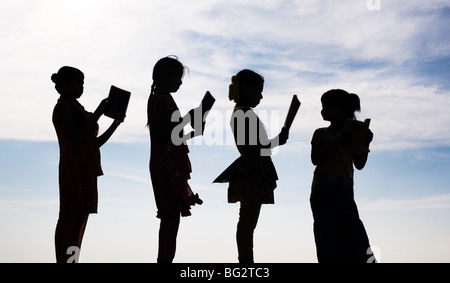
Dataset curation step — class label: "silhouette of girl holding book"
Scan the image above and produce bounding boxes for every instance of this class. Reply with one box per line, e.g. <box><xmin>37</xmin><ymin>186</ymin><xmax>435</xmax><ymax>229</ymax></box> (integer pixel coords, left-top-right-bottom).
<box><xmin>51</xmin><ymin>66</ymin><xmax>121</xmax><ymax>263</ymax></box>
<box><xmin>310</xmin><ymin>89</ymin><xmax>376</xmax><ymax>263</ymax></box>
<box><xmin>147</xmin><ymin>56</ymin><xmax>203</xmax><ymax>263</ymax></box>
<box><xmin>214</xmin><ymin>69</ymin><xmax>289</xmax><ymax>263</ymax></box>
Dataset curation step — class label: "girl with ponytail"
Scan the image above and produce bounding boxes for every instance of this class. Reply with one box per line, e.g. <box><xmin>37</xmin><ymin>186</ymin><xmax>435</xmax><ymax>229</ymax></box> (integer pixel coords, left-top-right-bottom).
<box><xmin>310</xmin><ymin>89</ymin><xmax>375</xmax><ymax>263</ymax></box>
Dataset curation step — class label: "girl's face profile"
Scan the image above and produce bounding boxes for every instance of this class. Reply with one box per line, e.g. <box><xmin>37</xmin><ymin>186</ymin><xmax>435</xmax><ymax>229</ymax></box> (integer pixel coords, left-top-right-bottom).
<box><xmin>243</xmin><ymin>83</ymin><xmax>263</xmax><ymax>108</ymax></box>
<box><xmin>321</xmin><ymin>99</ymin><xmax>342</xmax><ymax>122</ymax></box>
<box><xmin>64</xmin><ymin>77</ymin><xmax>84</xmax><ymax>99</ymax></box>
<box><xmin>165</xmin><ymin>69</ymin><xmax>183</xmax><ymax>93</ymax></box>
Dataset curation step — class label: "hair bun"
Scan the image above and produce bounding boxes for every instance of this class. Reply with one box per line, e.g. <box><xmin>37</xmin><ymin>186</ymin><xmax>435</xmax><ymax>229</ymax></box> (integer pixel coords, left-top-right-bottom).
<box><xmin>51</xmin><ymin>73</ymin><xmax>58</xmax><ymax>84</ymax></box>
<box><xmin>231</xmin><ymin>75</ymin><xmax>238</xmax><ymax>85</ymax></box>
<box><xmin>228</xmin><ymin>75</ymin><xmax>239</xmax><ymax>102</ymax></box>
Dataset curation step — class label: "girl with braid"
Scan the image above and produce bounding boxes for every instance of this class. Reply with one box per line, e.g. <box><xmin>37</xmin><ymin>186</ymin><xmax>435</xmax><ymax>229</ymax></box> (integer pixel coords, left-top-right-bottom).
<box><xmin>147</xmin><ymin>56</ymin><xmax>203</xmax><ymax>263</ymax></box>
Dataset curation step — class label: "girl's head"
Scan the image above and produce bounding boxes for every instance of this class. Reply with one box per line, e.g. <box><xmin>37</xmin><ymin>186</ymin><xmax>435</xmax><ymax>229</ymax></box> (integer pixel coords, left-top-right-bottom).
<box><xmin>51</xmin><ymin>66</ymin><xmax>84</xmax><ymax>99</ymax></box>
<box><xmin>320</xmin><ymin>89</ymin><xmax>361</xmax><ymax>121</ymax></box>
<box><xmin>229</xmin><ymin>69</ymin><xmax>264</xmax><ymax>108</ymax></box>
<box><xmin>151</xmin><ymin>55</ymin><xmax>188</xmax><ymax>93</ymax></box>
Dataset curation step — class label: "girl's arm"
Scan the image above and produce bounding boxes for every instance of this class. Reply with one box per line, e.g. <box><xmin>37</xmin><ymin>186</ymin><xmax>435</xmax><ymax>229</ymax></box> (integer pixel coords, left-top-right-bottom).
<box><xmin>267</xmin><ymin>127</ymin><xmax>289</xmax><ymax>149</ymax></box>
<box><xmin>174</xmin><ymin>106</ymin><xmax>207</xmax><ymax>142</ymax></box>
<box><xmin>311</xmin><ymin>129</ymin><xmax>336</xmax><ymax>165</ymax></box>
<box><xmin>97</xmin><ymin>120</ymin><xmax>121</xmax><ymax>147</ymax></box>
<box><xmin>311</xmin><ymin>140</ymin><xmax>329</xmax><ymax>166</ymax></box>
<box><xmin>54</xmin><ymin>100</ymin><xmax>105</xmax><ymax>145</ymax></box>
<box><xmin>153</xmin><ymin>95</ymin><xmax>175</xmax><ymax>143</ymax></box>
<box><xmin>90</xmin><ymin>98</ymin><xmax>108</xmax><ymax>126</ymax></box>
<box><xmin>156</xmin><ymin>99</ymin><xmax>199</xmax><ymax>144</ymax></box>
<box><xmin>152</xmin><ymin>96</ymin><xmax>188</xmax><ymax>185</ymax></box>
<box><xmin>353</xmin><ymin>128</ymin><xmax>373</xmax><ymax>170</ymax></box>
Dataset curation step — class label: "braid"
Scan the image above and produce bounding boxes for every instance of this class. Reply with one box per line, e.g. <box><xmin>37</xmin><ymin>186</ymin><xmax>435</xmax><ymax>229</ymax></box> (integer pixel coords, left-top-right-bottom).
<box><xmin>150</xmin><ymin>82</ymin><xmax>156</xmax><ymax>96</ymax></box>
<box><xmin>146</xmin><ymin>82</ymin><xmax>156</xmax><ymax>127</ymax></box>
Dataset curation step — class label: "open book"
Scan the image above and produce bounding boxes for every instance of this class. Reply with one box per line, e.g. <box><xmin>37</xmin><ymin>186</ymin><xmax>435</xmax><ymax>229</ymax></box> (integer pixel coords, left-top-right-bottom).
<box><xmin>104</xmin><ymin>85</ymin><xmax>131</xmax><ymax>122</ymax></box>
<box><xmin>191</xmin><ymin>91</ymin><xmax>215</xmax><ymax>134</ymax></box>
<box><xmin>174</xmin><ymin>91</ymin><xmax>216</xmax><ymax>142</ymax></box>
<box><xmin>283</xmin><ymin>94</ymin><xmax>301</xmax><ymax>131</ymax></box>
<box><xmin>339</xmin><ymin>118</ymin><xmax>371</xmax><ymax>154</ymax></box>
<box><xmin>199</xmin><ymin>91</ymin><xmax>215</xmax><ymax>120</ymax></box>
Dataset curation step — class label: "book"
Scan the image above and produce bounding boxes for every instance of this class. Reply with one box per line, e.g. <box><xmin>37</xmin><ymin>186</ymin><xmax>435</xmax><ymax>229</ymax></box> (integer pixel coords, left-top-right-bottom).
<box><xmin>104</xmin><ymin>85</ymin><xmax>131</xmax><ymax>122</ymax></box>
<box><xmin>175</xmin><ymin>91</ymin><xmax>215</xmax><ymax>141</ymax></box>
<box><xmin>339</xmin><ymin>118</ymin><xmax>371</xmax><ymax>154</ymax></box>
<box><xmin>199</xmin><ymin>91</ymin><xmax>215</xmax><ymax>120</ymax></box>
<box><xmin>283</xmin><ymin>94</ymin><xmax>301</xmax><ymax>130</ymax></box>
<box><xmin>190</xmin><ymin>91</ymin><xmax>215</xmax><ymax>134</ymax></box>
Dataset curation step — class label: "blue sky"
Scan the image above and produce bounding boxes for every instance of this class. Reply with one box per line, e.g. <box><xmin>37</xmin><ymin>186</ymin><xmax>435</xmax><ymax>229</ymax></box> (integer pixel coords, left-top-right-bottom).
<box><xmin>1</xmin><ymin>0</ymin><xmax>450</xmax><ymax>263</ymax></box>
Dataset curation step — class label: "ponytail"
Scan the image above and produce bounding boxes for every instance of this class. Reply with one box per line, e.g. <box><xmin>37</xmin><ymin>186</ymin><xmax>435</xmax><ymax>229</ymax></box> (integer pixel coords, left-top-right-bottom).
<box><xmin>348</xmin><ymin>92</ymin><xmax>361</xmax><ymax>119</ymax></box>
<box><xmin>229</xmin><ymin>69</ymin><xmax>264</xmax><ymax>104</ymax></box>
<box><xmin>321</xmin><ymin>89</ymin><xmax>361</xmax><ymax>119</ymax></box>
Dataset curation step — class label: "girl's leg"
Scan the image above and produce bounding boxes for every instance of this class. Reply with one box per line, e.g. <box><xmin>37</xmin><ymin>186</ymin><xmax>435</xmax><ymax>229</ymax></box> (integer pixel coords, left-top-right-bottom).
<box><xmin>157</xmin><ymin>212</ymin><xmax>181</xmax><ymax>263</ymax></box>
<box><xmin>311</xmin><ymin>195</ymin><xmax>344</xmax><ymax>263</ymax></box>
<box><xmin>54</xmin><ymin>211</ymin><xmax>89</xmax><ymax>263</ymax></box>
<box><xmin>236</xmin><ymin>201</ymin><xmax>262</xmax><ymax>263</ymax></box>
<box><xmin>339</xmin><ymin>197</ymin><xmax>375</xmax><ymax>263</ymax></box>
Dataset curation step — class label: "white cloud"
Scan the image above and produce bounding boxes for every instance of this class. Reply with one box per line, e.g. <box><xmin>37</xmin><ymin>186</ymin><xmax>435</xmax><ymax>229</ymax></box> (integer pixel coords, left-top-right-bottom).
<box><xmin>359</xmin><ymin>193</ymin><xmax>450</xmax><ymax>211</ymax></box>
<box><xmin>1</xmin><ymin>1</ymin><xmax>449</xmax><ymax>152</ymax></box>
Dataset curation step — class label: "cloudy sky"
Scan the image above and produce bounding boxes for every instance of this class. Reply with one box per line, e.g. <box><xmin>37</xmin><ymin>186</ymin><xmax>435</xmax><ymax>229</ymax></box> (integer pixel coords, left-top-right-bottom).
<box><xmin>1</xmin><ymin>0</ymin><xmax>450</xmax><ymax>263</ymax></box>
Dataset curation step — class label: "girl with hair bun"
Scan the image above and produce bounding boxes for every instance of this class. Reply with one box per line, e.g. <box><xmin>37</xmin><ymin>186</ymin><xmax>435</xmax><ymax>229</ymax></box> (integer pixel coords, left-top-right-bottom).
<box><xmin>51</xmin><ymin>66</ymin><xmax>121</xmax><ymax>263</ymax></box>
<box><xmin>214</xmin><ymin>69</ymin><xmax>289</xmax><ymax>263</ymax></box>
<box><xmin>310</xmin><ymin>88</ymin><xmax>376</xmax><ymax>263</ymax></box>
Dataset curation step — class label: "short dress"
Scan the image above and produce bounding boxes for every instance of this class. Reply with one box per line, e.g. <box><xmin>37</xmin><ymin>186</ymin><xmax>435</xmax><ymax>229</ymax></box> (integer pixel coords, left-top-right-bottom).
<box><xmin>310</xmin><ymin>126</ymin><xmax>373</xmax><ymax>262</ymax></box>
<box><xmin>214</xmin><ymin>106</ymin><xmax>278</xmax><ymax>204</ymax></box>
<box><xmin>147</xmin><ymin>87</ymin><xmax>196</xmax><ymax>218</ymax></box>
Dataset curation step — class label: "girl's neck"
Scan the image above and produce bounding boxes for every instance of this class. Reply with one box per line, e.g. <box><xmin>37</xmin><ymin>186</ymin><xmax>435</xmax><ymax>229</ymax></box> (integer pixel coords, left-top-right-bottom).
<box><xmin>330</xmin><ymin>119</ymin><xmax>346</xmax><ymax>132</ymax></box>
<box><xmin>236</xmin><ymin>102</ymin><xmax>252</xmax><ymax>109</ymax></box>
<box><xmin>60</xmin><ymin>94</ymin><xmax>76</xmax><ymax>102</ymax></box>
<box><xmin>154</xmin><ymin>85</ymin><xmax>172</xmax><ymax>95</ymax></box>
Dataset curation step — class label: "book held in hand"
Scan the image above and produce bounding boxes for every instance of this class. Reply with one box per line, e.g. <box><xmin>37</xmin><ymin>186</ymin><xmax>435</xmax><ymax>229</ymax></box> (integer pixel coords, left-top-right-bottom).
<box><xmin>190</xmin><ymin>91</ymin><xmax>215</xmax><ymax>135</ymax></box>
<box><xmin>104</xmin><ymin>85</ymin><xmax>131</xmax><ymax>122</ymax></box>
<box><xmin>199</xmin><ymin>91</ymin><xmax>215</xmax><ymax>120</ymax></box>
<box><xmin>175</xmin><ymin>91</ymin><xmax>216</xmax><ymax>141</ymax></box>
<box><xmin>284</xmin><ymin>94</ymin><xmax>301</xmax><ymax>131</ymax></box>
<box><xmin>339</xmin><ymin>118</ymin><xmax>371</xmax><ymax>154</ymax></box>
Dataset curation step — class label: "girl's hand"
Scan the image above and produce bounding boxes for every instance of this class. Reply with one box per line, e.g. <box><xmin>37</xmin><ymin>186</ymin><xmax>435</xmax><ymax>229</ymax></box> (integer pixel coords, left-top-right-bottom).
<box><xmin>93</xmin><ymin>98</ymin><xmax>109</xmax><ymax>119</ymax></box>
<box><xmin>98</xmin><ymin>98</ymin><xmax>109</xmax><ymax>114</ymax></box>
<box><xmin>365</xmin><ymin>129</ymin><xmax>374</xmax><ymax>145</ymax></box>
<box><xmin>278</xmin><ymin>127</ymin><xmax>289</xmax><ymax>145</ymax></box>
<box><xmin>189</xmin><ymin>108</ymin><xmax>205</xmax><ymax>135</ymax></box>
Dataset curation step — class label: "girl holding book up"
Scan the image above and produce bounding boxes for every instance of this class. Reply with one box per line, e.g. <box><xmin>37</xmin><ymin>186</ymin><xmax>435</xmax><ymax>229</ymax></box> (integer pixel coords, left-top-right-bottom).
<box><xmin>310</xmin><ymin>89</ymin><xmax>376</xmax><ymax>263</ymax></box>
<box><xmin>51</xmin><ymin>66</ymin><xmax>121</xmax><ymax>263</ymax></box>
<box><xmin>214</xmin><ymin>69</ymin><xmax>289</xmax><ymax>263</ymax></box>
<box><xmin>147</xmin><ymin>56</ymin><xmax>203</xmax><ymax>263</ymax></box>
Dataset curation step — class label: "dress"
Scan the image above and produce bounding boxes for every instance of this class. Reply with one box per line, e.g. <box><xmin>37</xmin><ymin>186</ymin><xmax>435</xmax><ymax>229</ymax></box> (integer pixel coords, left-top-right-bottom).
<box><xmin>52</xmin><ymin>97</ymin><xmax>103</xmax><ymax>215</ymax></box>
<box><xmin>147</xmin><ymin>87</ymin><xmax>195</xmax><ymax>218</ymax></box>
<box><xmin>310</xmin><ymin>126</ymin><xmax>374</xmax><ymax>263</ymax></box>
<box><xmin>214</xmin><ymin>106</ymin><xmax>278</xmax><ymax>204</ymax></box>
